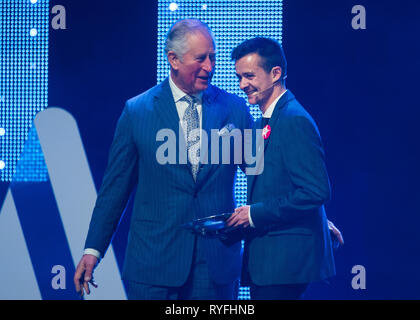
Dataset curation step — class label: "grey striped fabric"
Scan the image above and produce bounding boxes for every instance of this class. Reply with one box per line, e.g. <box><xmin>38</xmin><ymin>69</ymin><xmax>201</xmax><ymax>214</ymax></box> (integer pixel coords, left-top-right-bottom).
<box><xmin>182</xmin><ymin>95</ymin><xmax>200</xmax><ymax>181</ymax></box>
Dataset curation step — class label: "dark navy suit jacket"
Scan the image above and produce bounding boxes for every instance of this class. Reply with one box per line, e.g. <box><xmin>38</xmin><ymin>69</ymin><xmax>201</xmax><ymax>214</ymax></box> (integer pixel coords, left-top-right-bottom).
<box><xmin>84</xmin><ymin>78</ymin><xmax>253</xmax><ymax>286</ymax></box>
<box><xmin>244</xmin><ymin>90</ymin><xmax>336</xmax><ymax>285</ymax></box>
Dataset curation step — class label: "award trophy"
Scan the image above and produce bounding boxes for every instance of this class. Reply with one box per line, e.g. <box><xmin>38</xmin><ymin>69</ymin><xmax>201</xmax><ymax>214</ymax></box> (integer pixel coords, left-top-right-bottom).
<box><xmin>181</xmin><ymin>213</ymin><xmax>239</xmax><ymax>238</ymax></box>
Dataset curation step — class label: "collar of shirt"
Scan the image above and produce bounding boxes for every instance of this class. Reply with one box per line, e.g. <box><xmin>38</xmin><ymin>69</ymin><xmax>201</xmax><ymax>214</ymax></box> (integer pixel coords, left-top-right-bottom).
<box><xmin>262</xmin><ymin>89</ymin><xmax>288</xmax><ymax>119</ymax></box>
<box><xmin>169</xmin><ymin>74</ymin><xmax>203</xmax><ymax>135</ymax></box>
<box><xmin>169</xmin><ymin>74</ymin><xmax>203</xmax><ymax>104</ymax></box>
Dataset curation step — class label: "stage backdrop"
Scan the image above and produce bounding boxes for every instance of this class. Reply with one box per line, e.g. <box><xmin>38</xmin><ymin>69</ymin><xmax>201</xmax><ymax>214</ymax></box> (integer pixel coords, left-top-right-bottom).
<box><xmin>1</xmin><ymin>0</ymin><xmax>420</xmax><ymax>299</ymax></box>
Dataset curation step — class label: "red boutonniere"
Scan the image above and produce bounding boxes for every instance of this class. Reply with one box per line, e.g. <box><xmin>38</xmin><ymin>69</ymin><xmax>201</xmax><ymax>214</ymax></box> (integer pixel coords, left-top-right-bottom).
<box><xmin>262</xmin><ymin>124</ymin><xmax>271</xmax><ymax>139</ymax></box>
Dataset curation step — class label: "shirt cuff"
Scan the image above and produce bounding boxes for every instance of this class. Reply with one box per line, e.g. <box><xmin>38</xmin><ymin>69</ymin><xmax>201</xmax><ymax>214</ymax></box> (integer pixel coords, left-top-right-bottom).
<box><xmin>84</xmin><ymin>248</ymin><xmax>101</xmax><ymax>260</ymax></box>
<box><xmin>248</xmin><ymin>205</ymin><xmax>255</xmax><ymax>228</ymax></box>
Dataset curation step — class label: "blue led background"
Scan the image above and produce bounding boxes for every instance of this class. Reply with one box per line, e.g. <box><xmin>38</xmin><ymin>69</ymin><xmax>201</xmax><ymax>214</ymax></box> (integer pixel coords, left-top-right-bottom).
<box><xmin>0</xmin><ymin>0</ymin><xmax>49</xmax><ymax>182</ymax></box>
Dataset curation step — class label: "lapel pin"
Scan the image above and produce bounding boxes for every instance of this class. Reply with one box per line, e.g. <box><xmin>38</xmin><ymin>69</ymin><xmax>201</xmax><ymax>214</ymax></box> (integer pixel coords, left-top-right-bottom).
<box><xmin>262</xmin><ymin>124</ymin><xmax>271</xmax><ymax>140</ymax></box>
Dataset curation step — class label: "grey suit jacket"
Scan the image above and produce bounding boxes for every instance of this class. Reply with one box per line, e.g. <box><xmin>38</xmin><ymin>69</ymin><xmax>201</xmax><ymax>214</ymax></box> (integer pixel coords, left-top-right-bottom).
<box><xmin>84</xmin><ymin>78</ymin><xmax>253</xmax><ymax>286</ymax></box>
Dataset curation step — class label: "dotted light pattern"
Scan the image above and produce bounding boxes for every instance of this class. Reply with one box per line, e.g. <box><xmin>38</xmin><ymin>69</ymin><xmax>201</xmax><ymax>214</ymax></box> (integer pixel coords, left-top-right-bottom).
<box><xmin>13</xmin><ymin>124</ymin><xmax>47</xmax><ymax>182</ymax></box>
<box><xmin>0</xmin><ymin>0</ymin><xmax>49</xmax><ymax>182</ymax></box>
<box><xmin>157</xmin><ymin>0</ymin><xmax>283</xmax><ymax>300</ymax></box>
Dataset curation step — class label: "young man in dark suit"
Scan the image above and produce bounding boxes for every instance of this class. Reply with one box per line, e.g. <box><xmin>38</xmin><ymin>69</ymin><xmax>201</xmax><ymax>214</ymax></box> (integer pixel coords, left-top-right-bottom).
<box><xmin>227</xmin><ymin>37</ymin><xmax>336</xmax><ymax>300</ymax></box>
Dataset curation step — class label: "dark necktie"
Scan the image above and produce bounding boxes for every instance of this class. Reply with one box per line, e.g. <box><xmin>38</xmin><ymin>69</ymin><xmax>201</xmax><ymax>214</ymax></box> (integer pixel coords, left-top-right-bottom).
<box><xmin>182</xmin><ymin>95</ymin><xmax>200</xmax><ymax>181</ymax></box>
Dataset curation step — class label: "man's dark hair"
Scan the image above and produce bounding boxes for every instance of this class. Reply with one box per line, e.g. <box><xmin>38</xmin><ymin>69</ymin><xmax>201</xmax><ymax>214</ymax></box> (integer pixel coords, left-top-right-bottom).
<box><xmin>231</xmin><ymin>37</ymin><xmax>287</xmax><ymax>84</ymax></box>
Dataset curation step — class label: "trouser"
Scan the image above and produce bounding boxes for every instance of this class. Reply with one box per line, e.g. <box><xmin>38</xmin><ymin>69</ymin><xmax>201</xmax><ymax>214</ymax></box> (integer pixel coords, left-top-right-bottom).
<box><xmin>127</xmin><ymin>237</ymin><xmax>239</xmax><ymax>300</ymax></box>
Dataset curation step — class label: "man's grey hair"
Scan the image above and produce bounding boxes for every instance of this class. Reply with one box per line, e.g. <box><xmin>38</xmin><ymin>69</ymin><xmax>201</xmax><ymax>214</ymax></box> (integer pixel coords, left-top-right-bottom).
<box><xmin>164</xmin><ymin>19</ymin><xmax>215</xmax><ymax>61</ymax></box>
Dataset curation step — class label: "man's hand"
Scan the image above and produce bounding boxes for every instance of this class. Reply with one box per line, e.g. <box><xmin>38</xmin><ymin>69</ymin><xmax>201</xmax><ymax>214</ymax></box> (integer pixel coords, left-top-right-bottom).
<box><xmin>74</xmin><ymin>254</ymin><xmax>99</xmax><ymax>297</ymax></box>
<box><xmin>327</xmin><ymin>219</ymin><xmax>344</xmax><ymax>247</ymax></box>
<box><xmin>226</xmin><ymin>205</ymin><xmax>251</xmax><ymax>228</ymax></box>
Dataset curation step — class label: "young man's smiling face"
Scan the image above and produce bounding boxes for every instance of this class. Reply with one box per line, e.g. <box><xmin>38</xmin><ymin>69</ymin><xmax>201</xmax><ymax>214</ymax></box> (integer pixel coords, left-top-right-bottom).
<box><xmin>235</xmin><ymin>53</ymin><xmax>278</xmax><ymax>108</ymax></box>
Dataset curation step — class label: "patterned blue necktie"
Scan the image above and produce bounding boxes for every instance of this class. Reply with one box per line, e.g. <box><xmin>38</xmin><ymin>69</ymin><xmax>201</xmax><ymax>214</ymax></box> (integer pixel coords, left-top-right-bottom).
<box><xmin>182</xmin><ymin>95</ymin><xmax>200</xmax><ymax>181</ymax></box>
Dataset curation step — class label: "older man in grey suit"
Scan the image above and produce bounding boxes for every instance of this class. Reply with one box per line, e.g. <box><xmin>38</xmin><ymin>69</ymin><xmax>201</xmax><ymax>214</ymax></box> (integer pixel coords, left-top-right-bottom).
<box><xmin>73</xmin><ymin>19</ymin><xmax>253</xmax><ymax>300</ymax></box>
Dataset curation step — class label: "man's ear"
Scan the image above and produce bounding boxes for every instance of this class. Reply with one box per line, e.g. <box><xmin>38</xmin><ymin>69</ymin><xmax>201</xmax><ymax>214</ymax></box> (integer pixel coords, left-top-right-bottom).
<box><xmin>271</xmin><ymin>66</ymin><xmax>282</xmax><ymax>83</ymax></box>
<box><xmin>167</xmin><ymin>51</ymin><xmax>180</xmax><ymax>70</ymax></box>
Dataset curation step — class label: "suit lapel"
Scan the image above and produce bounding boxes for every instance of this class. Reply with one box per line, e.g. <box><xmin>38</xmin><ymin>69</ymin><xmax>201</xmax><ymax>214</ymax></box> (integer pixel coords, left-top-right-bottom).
<box><xmin>153</xmin><ymin>78</ymin><xmax>193</xmax><ymax>180</ymax></box>
<box><xmin>195</xmin><ymin>85</ymin><xmax>226</xmax><ymax>187</ymax></box>
<box><xmin>247</xmin><ymin>118</ymin><xmax>262</xmax><ymax>202</ymax></box>
<box><xmin>200</xmin><ymin>86</ymin><xmax>218</xmax><ymax>168</ymax></box>
<box><xmin>153</xmin><ymin>78</ymin><xmax>182</xmax><ymax>134</ymax></box>
<box><xmin>263</xmin><ymin>90</ymin><xmax>294</xmax><ymax>151</ymax></box>
<box><xmin>248</xmin><ymin>90</ymin><xmax>296</xmax><ymax>200</ymax></box>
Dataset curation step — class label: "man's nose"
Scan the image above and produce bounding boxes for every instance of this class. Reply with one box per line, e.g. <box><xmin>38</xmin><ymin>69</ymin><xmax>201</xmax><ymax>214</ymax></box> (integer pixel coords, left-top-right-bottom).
<box><xmin>239</xmin><ymin>78</ymin><xmax>248</xmax><ymax>91</ymax></box>
<box><xmin>202</xmin><ymin>57</ymin><xmax>213</xmax><ymax>73</ymax></box>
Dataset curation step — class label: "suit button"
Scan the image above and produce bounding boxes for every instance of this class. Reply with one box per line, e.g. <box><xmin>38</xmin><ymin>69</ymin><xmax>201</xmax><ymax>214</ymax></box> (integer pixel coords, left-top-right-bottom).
<box><xmin>193</xmin><ymin>192</ymin><xmax>198</xmax><ymax>198</ymax></box>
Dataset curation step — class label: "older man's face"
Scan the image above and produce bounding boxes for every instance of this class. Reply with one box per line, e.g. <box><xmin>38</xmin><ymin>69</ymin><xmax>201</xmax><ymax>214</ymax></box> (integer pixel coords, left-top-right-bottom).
<box><xmin>174</xmin><ymin>31</ymin><xmax>215</xmax><ymax>94</ymax></box>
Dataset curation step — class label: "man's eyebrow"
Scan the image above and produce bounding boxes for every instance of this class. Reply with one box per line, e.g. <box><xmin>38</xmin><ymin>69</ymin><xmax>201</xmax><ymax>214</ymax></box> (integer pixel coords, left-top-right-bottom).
<box><xmin>236</xmin><ymin>72</ymin><xmax>254</xmax><ymax>77</ymax></box>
